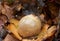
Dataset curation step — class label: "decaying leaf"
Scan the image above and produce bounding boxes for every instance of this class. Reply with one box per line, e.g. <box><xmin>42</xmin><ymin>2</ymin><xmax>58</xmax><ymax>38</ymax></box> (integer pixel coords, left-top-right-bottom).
<box><xmin>1</xmin><ymin>4</ymin><xmax>13</xmax><ymax>19</ymax></box>
<box><xmin>16</xmin><ymin>4</ymin><xmax>23</xmax><ymax>11</ymax></box>
<box><xmin>0</xmin><ymin>2</ymin><xmax>3</xmax><ymax>14</ymax></box>
<box><xmin>48</xmin><ymin>3</ymin><xmax>59</xmax><ymax>19</ymax></box>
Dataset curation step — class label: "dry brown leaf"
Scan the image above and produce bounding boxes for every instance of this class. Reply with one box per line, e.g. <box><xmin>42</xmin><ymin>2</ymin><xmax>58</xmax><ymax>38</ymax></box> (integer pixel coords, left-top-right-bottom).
<box><xmin>1</xmin><ymin>4</ymin><xmax>13</xmax><ymax>19</ymax></box>
<box><xmin>48</xmin><ymin>3</ymin><xmax>59</xmax><ymax>19</ymax></box>
<box><xmin>16</xmin><ymin>4</ymin><xmax>23</xmax><ymax>11</ymax></box>
<box><xmin>0</xmin><ymin>2</ymin><xmax>3</xmax><ymax>14</ymax></box>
